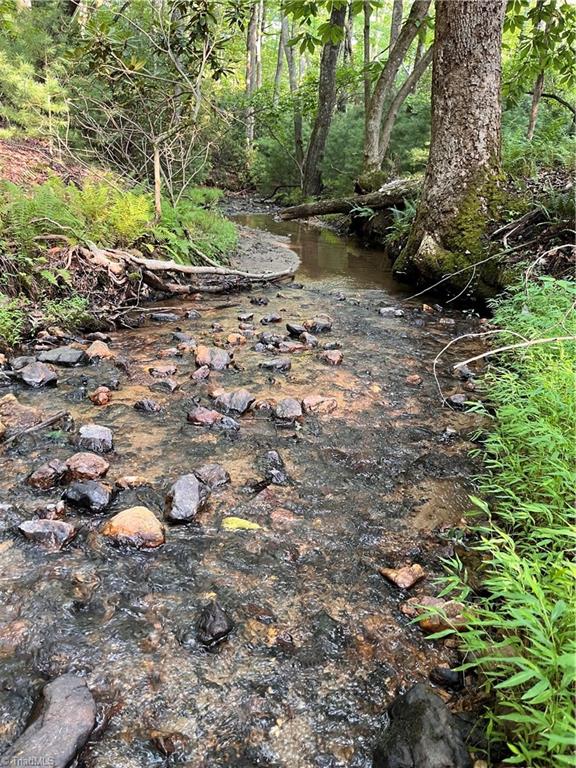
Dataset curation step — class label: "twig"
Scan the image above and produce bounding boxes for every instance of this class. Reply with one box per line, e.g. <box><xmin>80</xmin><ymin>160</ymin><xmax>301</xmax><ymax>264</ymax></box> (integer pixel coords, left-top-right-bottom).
<box><xmin>453</xmin><ymin>335</ymin><xmax>576</xmax><ymax>369</ymax></box>
<box><xmin>2</xmin><ymin>411</ymin><xmax>69</xmax><ymax>447</ymax></box>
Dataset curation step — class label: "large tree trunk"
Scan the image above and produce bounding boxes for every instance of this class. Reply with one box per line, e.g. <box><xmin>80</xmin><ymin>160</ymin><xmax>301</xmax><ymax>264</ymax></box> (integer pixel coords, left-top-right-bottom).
<box><xmin>273</xmin><ymin>15</ymin><xmax>289</xmax><ymax>106</ymax></box>
<box><xmin>363</xmin><ymin>0</ymin><xmax>431</xmax><ymax>176</ymax></box>
<box><xmin>301</xmin><ymin>3</ymin><xmax>347</xmax><ymax>196</ymax></box>
<box><xmin>394</xmin><ymin>0</ymin><xmax>506</xmax><ymax>291</ymax></box>
<box><xmin>245</xmin><ymin>2</ymin><xmax>260</xmax><ymax>147</ymax></box>
<box><xmin>363</xmin><ymin>1</ymin><xmax>372</xmax><ymax>113</ymax></box>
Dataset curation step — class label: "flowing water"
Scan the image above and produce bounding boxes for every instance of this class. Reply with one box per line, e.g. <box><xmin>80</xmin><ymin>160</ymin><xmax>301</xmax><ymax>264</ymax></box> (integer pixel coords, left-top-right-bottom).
<box><xmin>0</xmin><ymin>216</ymin><xmax>483</xmax><ymax>767</ymax></box>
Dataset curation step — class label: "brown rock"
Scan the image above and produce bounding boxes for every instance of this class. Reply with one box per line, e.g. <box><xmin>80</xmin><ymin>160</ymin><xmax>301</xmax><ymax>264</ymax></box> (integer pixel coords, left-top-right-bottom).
<box><xmin>401</xmin><ymin>596</ymin><xmax>467</xmax><ymax>633</ymax></box>
<box><xmin>191</xmin><ymin>365</ymin><xmax>210</xmax><ymax>381</ymax></box>
<box><xmin>0</xmin><ymin>394</ymin><xmax>43</xmax><ymax>432</ymax></box>
<box><xmin>319</xmin><ymin>350</ymin><xmax>343</xmax><ymax>366</ymax></box>
<box><xmin>102</xmin><ymin>506</ymin><xmax>165</xmax><ymax>548</ymax></box>
<box><xmin>405</xmin><ymin>374</ymin><xmax>423</xmax><ymax>386</ymax></box>
<box><xmin>89</xmin><ymin>386</ymin><xmax>111</xmax><ymax>406</ymax></box>
<box><xmin>149</xmin><ymin>364</ymin><xmax>177</xmax><ymax>378</ymax></box>
<box><xmin>186</xmin><ymin>406</ymin><xmax>223</xmax><ymax>426</ymax></box>
<box><xmin>85</xmin><ymin>340</ymin><xmax>115</xmax><ymax>360</ymax></box>
<box><xmin>115</xmin><ymin>475</ymin><xmax>150</xmax><ymax>490</ymax></box>
<box><xmin>302</xmin><ymin>395</ymin><xmax>338</xmax><ymax>415</ymax></box>
<box><xmin>227</xmin><ymin>333</ymin><xmax>247</xmax><ymax>346</ymax></box>
<box><xmin>379</xmin><ymin>563</ymin><xmax>426</xmax><ymax>590</ymax></box>
<box><xmin>278</xmin><ymin>341</ymin><xmax>305</xmax><ymax>353</ymax></box>
<box><xmin>27</xmin><ymin>459</ymin><xmax>68</xmax><ymax>490</ymax></box>
<box><xmin>66</xmin><ymin>452</ymin><xmax>110</xmax><ymax>480</ymax></box>
<box><xmin>195</xmin><ymin>345</ymin><xmax>230</xmax><ymax>371</ymax></box>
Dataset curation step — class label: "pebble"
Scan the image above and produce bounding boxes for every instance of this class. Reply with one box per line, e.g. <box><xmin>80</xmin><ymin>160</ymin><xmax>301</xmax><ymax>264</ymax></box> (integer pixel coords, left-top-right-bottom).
<box><xmin>305</xmin><ymin>315</ymin><xmax>332</xmax><ymax>333</ymax></box>
<box><xmin>286</xmin><ymin>322</ymin><xmax>306</xmax><ymax>337</ymax></box>
<box><xmin>196</xmin><ymin>601</ymin><xmax>235</xmax><ymax>646</ymax></box>
<box><xmin>238</xmin><ymin>312</ymin><xmax>254</xmax><ymax>321</ymax></box>
<box><xmin>187</xmin><ymin>406</ymin><xmax>223</xmax><ymax>426</ymax></box>
<box><xmin>319</xmin><ymin>350</ymin><xmax>343</xmax><ymax>366</ymax></box>
<box><xmin>149</xmin><ymin>364</ymin><xmax>177</xmax><ymax>378</ymax></box>
<box><xmin>194</xmin><ymin>463</ymin><xmax>230</xmax><ymax>489</ymax></box>
<box><xmin>149</xmin><ymin>379</ymin><xmax>179</xmax><ymax>394</ymax></box>
<box><xmin>151</xmin><ymin>312</ymin><xmax>179</xmax><ymax>323</ymax></box>
<box><xmin>85</xmin><ymin>340</ymin><xmax>115</xmax><ymax>360</ymax></box>
<box><xmin>27</xmin><ymin>459</ymin><xmax>67</xmax><ymax>490</ymax></box>
<box><xmin>446</xmin><ymin>393</ymin><xmax>467</xmax><ymax>409</ymax></box>
<box><xmin>185</xmin><ymin>309</ymin><xmax>201</xmax><ymax>320</ymax></box>
<box><xmin>89</xmin><ymin>386</ymin><xmax>111</xmax><ymax>406</ymax></box>
<box><xmin>259</xmin><ymin>357</ymin><xmax>291</xmax><ymax>372</ymax></box>
<box><xmin>401</xmin><ymin>596</ymin><xmax>467</xmax><ymax>633</ymax></box>
<box><xmin>134</xmin><ymin>398</ymin><xmax>162</xmax><ymax>413</ymax></box>
<box><xmin>405</xmin><ymin>374</ymin><xmax>423</xmax><ymax>386</ymax></box>
<box><xmin>191</xmin><ymin>365</ymin><xmax>210</xmax><ymax>381</ymax></box>
<box><xmin>302</xmin><ymin>395</ymin><xmax>338</xmax><ymax>415</ymax></box>
<box><xmin>274</xmin><ymin>398</ymin><xmax>303</xmax><ymax>422</ymax></box>
<box><xmin>379</xmin><ymin>563</ymin><xmax>426</xmax><ymax>590</ymax></box>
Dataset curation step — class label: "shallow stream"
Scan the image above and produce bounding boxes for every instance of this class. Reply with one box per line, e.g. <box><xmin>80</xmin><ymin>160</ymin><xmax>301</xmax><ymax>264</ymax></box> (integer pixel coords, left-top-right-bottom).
<box><xmin>0</xmin><ymin>216</ymin><xmax>483</xmax><ymax>767</ymax></box>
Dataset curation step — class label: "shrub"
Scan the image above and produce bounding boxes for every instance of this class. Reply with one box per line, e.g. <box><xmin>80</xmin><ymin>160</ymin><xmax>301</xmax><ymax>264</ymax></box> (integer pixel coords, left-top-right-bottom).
<box><xmin>42</xmin><ymin>295</ymin><xmax>89</xmax><ymax>328</ymax></box>
<box><xmin>0</xmin><ymin>293</ymin><xmax>26</xmax><ymax>346</ymax></box>
<box><xmin>445</xmin><ymin>277</ymin><xmax>576</xmax><ymax>767</ymax></box>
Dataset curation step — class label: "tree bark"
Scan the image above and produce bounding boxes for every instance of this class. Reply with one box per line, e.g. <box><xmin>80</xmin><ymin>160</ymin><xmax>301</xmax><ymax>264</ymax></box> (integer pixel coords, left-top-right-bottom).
<box><xmin>301</xmin><ymin>3</ymin><xmax>347</xmax><ymax>196</ymax></box>
<box><xmin>363</xmin><ymin>1</ymin><xmax>372</xmax><ymax>113</ymax></box>
<box><xmin>363</xmin><ymin>0</ymin><xmax>431</xmax><ymax>175</ymax></box>
<box><xmin>390</xmin><ymin>0</ymin><xmax>403</xmax><ymax>47</ymax></box>
<box><xmin>527</xmin><ymin>70</ymin><xmax>544</xmax><ymax>140</ymax></box>
<box><xmin>338</xmin><ymin>2</ymin><xmax>354</xmax><ymax>112</ymax></box>
<box><xmin>285</xmin><ymin>22</ymin><xmax>305</xmax><ymax>173</ymax></box>
<box><xmin>395</xmin><ymin>0</ymin><xmax>507</xmax><ymax>290</ymax></box>
<box><xmin>245</xmin><ymin>3</ymin><xmax>260</xmax><ymax>147</ymax></box>
<box><xmin>153</xmin><ymin>144</ymin><xmax>162</xmax><ymax>221</ymax></box>
<box><xmin>377</xmin><ymin>45</ymin><xmax>433</xmax><ymax>165</ymax></box>
<box><xmin>273</xmin><ymin>15</ymin><xmax>289</xmax><ymax>106</ymax></box>
<box><xmin>280</xmin><ymin>176</ymin><xmax>421</xmax><ymax>219</ymax></box>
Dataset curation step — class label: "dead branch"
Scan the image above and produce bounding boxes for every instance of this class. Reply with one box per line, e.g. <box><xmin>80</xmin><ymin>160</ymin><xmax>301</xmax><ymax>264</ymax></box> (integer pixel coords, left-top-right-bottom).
<box><xmin>2</xmin><ymin>411</ymin><xmax>69</xmax><ymax>447</ymax></box>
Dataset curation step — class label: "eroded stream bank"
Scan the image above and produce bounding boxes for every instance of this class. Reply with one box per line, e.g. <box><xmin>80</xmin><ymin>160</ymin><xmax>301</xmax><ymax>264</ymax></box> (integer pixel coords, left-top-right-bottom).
<box><xmin>0</xmin><ymin>216</ymin><xmax>486</xmax><ymax>767</ymax></box>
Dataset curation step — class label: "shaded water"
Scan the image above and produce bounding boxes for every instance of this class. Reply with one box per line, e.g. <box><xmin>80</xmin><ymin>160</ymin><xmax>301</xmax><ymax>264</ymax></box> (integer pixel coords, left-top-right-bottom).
<box><xmin>0</xmin><ymin>218</ymin><xmax>483</xmax><ymax>767</ymax></box>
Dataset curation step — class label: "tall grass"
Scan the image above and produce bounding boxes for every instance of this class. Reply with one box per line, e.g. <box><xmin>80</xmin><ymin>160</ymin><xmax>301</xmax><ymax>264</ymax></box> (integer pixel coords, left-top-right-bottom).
<box><xmin>447</xmin><ymin>277</ymin><xmax>576</xmax><ymax>767</ymax></box>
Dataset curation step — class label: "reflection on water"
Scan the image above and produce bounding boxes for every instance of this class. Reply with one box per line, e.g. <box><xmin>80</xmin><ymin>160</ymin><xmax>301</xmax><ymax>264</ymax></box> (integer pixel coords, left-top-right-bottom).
<box><xmin>235</xmin><ymin>213</ymin><xmax>411</xmax><ymax>293</ymax></box>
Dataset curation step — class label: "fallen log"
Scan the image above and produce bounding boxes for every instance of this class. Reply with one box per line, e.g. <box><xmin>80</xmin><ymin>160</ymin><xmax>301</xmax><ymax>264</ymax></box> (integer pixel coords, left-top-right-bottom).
<box><xmin>280</xmin><ymin>176</ymin><xmax>421</xmax><ymax>220</ymax></box>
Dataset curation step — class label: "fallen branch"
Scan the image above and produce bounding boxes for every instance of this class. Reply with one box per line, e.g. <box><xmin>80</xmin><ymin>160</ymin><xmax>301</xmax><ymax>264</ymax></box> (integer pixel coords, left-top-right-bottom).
<box><xmin>453</xmin><ymin>335</ymin><xmax>576</xmax><ymax>369</ymax></box>
<box><xmin>2</xmin><ymin>411</ymin><xmax>69</xmax><ymax>447</ymax></box>
<box><xmin>280</xmin><ymin>177</ymin><xmax>421</xmax><ymax>220</ymax></box>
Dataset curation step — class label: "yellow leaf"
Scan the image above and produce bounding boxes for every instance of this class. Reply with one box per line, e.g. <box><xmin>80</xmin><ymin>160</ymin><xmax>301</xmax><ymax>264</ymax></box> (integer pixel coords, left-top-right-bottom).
<box><xmin>221</xmin><ymin>516</ymin><xmax>261</xmax><ymax>531</ymax></box>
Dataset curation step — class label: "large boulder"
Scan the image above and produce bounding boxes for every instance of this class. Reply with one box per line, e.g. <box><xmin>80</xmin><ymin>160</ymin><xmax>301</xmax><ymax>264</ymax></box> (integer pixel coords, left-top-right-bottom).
<box><xmin>373</xmin><ymin>684</ymin><xmax>472</xmax><ymax>768</ymax></box>
<box><xmin>165</xmin><ymin>474</ymin><xmax>208</xmax><ymax>523</ymax></box>
<box><xmin>102</xmin><ymin>506</ymin><xmax>165</xmax><ymax>548</ymax></box>
<box><xmin>1</xmin><ymin>674</ymin><xmax>95</xmax><ymax>768</ymax></box>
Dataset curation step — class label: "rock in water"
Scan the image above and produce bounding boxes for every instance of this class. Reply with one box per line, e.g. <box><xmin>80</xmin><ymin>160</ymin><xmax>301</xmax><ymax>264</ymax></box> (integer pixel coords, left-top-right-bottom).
<box><xmin>196</xmin><ymin>601</ymin><xmax>234</xmax><ymax>647</ymax></box>
<box><xmin>194</xmin><ymin>463</ymin><xmax>230</xmax><ymax>489</ymax></box>
<box><xmin>165</xmin><ymin>474</ymin><xmax>208</xmax><ymax>523</ymax></box>
<box><xmin>38</xmin><ymin>346</ymin><xmax>88</xmax><ymax>366</ymax></box>
<box><xmin>214</xmin><ymin>389</ymin><xmax>255</xmax><ymax>414</ymax></box>
<box><xmin>19</xmin><ymin>362</ymin><xmax>58</xmax><ymax>388</ymax></box>
<box><xmin>1</xmin><ymin>674</ymin><xmax>96</xmax><ymax>768</ymax></box>
<box><xmin>78</xmin><ymin>424</ymin><xmax>113</xmax><ymax>453</ymax></box>
<box><xmin>102</xmin><ymin>506</ymin><xmax>165</xmax><ymax>548</ymax></box>
<box><xmin>18</xmin><ymin>519</ymin><xmax>75</xmax><ymax>549</ymax></box>
<box><xmin>65</xmin><ymin>452</ymin><xmax>110</xmax><ymax>480</ymax></box>
<box><xmin>373</xmin><ymin>684</ymin><xmax>472</xmax><ymax>768</ymax></box>
<box><xmin>64</xmin><ymin>480</ymin><xmax>113</xmax><ymax>513</ymax></box>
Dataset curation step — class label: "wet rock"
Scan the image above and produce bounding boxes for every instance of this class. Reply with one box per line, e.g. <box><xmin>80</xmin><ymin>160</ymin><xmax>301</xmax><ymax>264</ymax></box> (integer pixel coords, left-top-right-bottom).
<box><xmin>115</xmin><ymin>475</ymin><xmax>150</xmax><ymax>489</ymax></box>
<box><xmin>64</xmin><ymin>480</ymin><xmax>113</xmax><ymax>513</ymax></box>
<box><xmin>196</xmin><ymin>601</ymin><xmax>234</xmax><ymax>647</ymax></box>
<box><xmin>1</xmin><ymin>674</ymin><xmax>96</xmax><ymax>768</ymax></box>
<box><xmin>78</xmin><ymin>424</ymin><xmax>113</xmax><ymax>453</ymax></box>
<box><xmin>429</xmin><ymin>666</ymin><xmax>465</xmax><ymax>691</ymax></box>
<box><xmin>195</xmin><ymin>463</ymin><xmax>230</xmax><ymax>489</ymax></box>
<box><xmin>322</xmin><ymin>341</ymin><xmax>341</xmax><ymax>350</ymax></box>
<box><xmin>65</xmin><ymin>452</ymin><xmax>109</xmax><ymax>480</ymax></box>
<box><xmin>38</xmin><ymin>346</ymin><xmax>88</xmax><ymax>366</ymax></box>
<box><xmin>217</xmin><ymin>415</ymin><xmax>240</xmax><ymax>432</ymax></box>
<box><xmin>18</xmin><ymin>519</ymin><xmax>75</xmax><ymax>549</ymax></box>
<box><xmin>319</xmin><ymin>350</ymin><xmax>343</xmax><ymax>366</ymax></box>
<box><xmin>378</xmin><ymin>306</ymin><xmax>405</xmax><ymax>318</ymax></box>
<box><xmin>274</xmin><ymin>398</ymin><xmax>303</xmax><ymax>422</ymax></box>
<box><xmin>278</xmin><ymin>341</ymin><xmax>305</xmax><ymax>353</ymax></box>
<box><xmin>250</xmin><ymin>296</ymin><xmax>269</xmax><ymax>306</ymax></box>
<box><xmin>150</xmin><ymin>378</ymin><xmax>179</xmax><ymax>394</ymax></box>
<box><xmin>151</xmin><ymin>312</ymin><xmax>179</xmax><ymax>323</ymax></box>
<box><xmin>379</xmin><ymin>563</ymin><xmax>426</xmax><ymax>590</ymax></box>
<box><xmin>300</xmin><ymin>331</ymin><xmax>319</xmax><ymax>347</ymax></box>
<box><xmin>149</xmin><ymin>363</ymin><xmax>177</xmax><ymax>378</ymax></box>
<box><xmin>86</xmin><ymin>331</ymin><xmax>111</xmax><ymax>342</ymax></box>
<box><xmin>258</xmin><ymin>331</ymin><xmax>284</xmax><ymax>346</ymax></box>
<box><xmin>260</xmin><ymin>313</ymin><xmax>282</xmax><ymax>325</ymax></box>
<box><xmin>302</xmin><ymin>395</ymin><xmax>338</xmax><ymax>415</ymax></box>
<box><xmin>187</xmin><ymin>406</ymin><xmax>223</xmax><ymax>426</ymax></box>
<box><xmin>191</xmin><ymin>365</ymin><xmax>210</xmax><ymax>382</ymax></box>
<box><xmin>259</xmin><ymin>357</ymin><xmax>291</xmax><ymax>372</ymax></box>
<box><xmin>401</xmin><ymin>596</ymin><xmax>467</xmax><ymax>633</ymax></box>
<box><xmin>89</xmin><ymin>386</ymin><xmax>111</xmax><ymax>406</ymax></box>
<box><xmin>227</xmin><ymin>333</ymin><xmax>246</xmax><ymax>346</ymax></box>
<box><xmin>211</xmin><ymin>322</ymin><xmax>224</xmax><ymax>332</ymax></box>
<box><xmin>254</xmin><ymin>342</ymin><xmax>266</xmax><ymax>353</ymax></box>
<box><xmin>134</xmin><ymin>398</ymin><xmax>162</xmax><ymax>413</ymax></box>
<box><xmin>305</xmin><ymin>315</ymin><xmax>332</xmax><ymax>333</ymax></box>
<box><xmin>263</xmin><ymin>450</ymin><xmax>289</xmax><ymax>485</ymax></box>
<box><xmin>185</xmin><ymin>309</ymin><xmax>201</xmax><ymax>320</ymax></box>
<box><xmin>157</xmin><ymin>347</ymin><xmax>181</xmax><ymax>358</ymax></box>
<box><xmin>286</xmin><ymin>322</ymin><xmax>306</xmax><ymax>337</ymax></box>
<box><xmin>238</xmin><ymin>322</ymin><xmax>254</xmax><ymax>331</ymax></box>
<box><xmin>150</xmin><ymin>729</ymin><xmax>191</xmax><ymax>759</ymax></box>
<box><xmin>446</xmin><ymin>393</ymin><xmax>467</xmax><ymax>409</ymax></box>
<box><xmin>19</xmin><ymin>361</ymin><xmax>58</xmax><ymax>388</ymax></box>
<box><xmin>439</xmin><ymin>317</ymin><xmax>456</xmax><ymax>326</ymax></box>
<box><xmin>102</xmin><ymin>506</ymin><xmax>165</xmax><ymax>548</ymax></box>
<box><xmin>85</xmin><ymin>340</ymin><xmax>115</xmax><ymax>360</ymax></box>
<box><xmin>405</xmin><ymin>374</ymin><xmax>423</xmax><ymax>386</ymax></box>
<box><xmin>165</xmin><ymin>474</ymin><xmax>208</xmax><ymax>523</ymax></box>
<box><xmin>373</xmin><ymin>684</ymin><xmax>472</xmax><ymax>768</ymax></box>
<box><xmin>27</xmin><ymin>459</ymin><xmax>68</xmax><ymax>490</ymax></box>
<box><xmin>10</xmin><ymin>355</ymin><xmax>36</xmax><ymax>370</ymax></box>
<box><xmin>238</xmin><ymin>312</ymin><xmax>254</xmax><ymax>321</ymax></box>
<box><xmin>195</xmin><ymin>345</ymin><xmax>231</xmax><ymax>371</ymax></box>
<box><xmin>455</xmin><ymin>364</ymin><xmax>474</xmax><ymax>381</ymax></box>
<box><xmin>172</xmin><ymin>331</ymin><xmax>196</xmax><ymax>344</ymax></box>
<box><xmin>214</xmin><ymin>388</ymin><xmax>255</xmax><ymax>414</ymax></box>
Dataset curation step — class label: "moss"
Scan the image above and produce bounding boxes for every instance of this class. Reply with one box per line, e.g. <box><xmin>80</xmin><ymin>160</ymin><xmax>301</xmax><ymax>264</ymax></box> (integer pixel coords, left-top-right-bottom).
<box><xmin>356</xmin><ymin>170</ymin><xmax>389</xmax><ymax>194</ymax></box>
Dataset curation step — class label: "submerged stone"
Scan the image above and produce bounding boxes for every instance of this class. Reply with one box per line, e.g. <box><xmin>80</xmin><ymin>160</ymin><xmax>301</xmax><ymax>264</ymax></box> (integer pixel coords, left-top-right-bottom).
<box><xmin>196</xmin><ymin>601</ymin><xmax>234</xmax><ymax>647</ymax></box>
<box><xmin>165</xmin><ymin>474</ymin><xmax>208</xmax><ymax>523</ymax></box>
<box><xmin>64</xmin><ymin>480</ymin><xmax>113</xmax><ymax>513</ymax></box>
<box><xmin>18</xmin><ymin>519</ymin><xmax>75</xmax><ymax>549</ymax></box>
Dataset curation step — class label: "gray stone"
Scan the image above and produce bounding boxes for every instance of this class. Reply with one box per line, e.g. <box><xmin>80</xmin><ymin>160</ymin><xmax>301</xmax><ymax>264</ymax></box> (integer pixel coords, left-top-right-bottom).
<box><xmin>78</xmin><ymin>424</ymin><xmax>113</xmax><ymax>453</ymax></box>
<box><xmin>38</xmin><ymin>346</ymin><xmax>88</xmax><ymax>366</ymax></box>
<box><xmin>151</xmin><ymin>312</ymin><xmax>179</xmax><ymax>323</ymax></box>
<box><xmin>1</xmin><ymin>674</ymin><xmax>95</xmax><ymax>768</ymax></box>
<box><xmin>197</xmin><ymin>601</ymin><xmax>234</xmax><ymax>647</ymax></box>
<box><xmin>18</xmin><ymin>519</ymin><xmax>75</xmax><ymax>549</ymax></box>
<box><xmin>274</xmin><ymin>398</ymin><xmax>303</xmax><ymax>421</ymax></box>
<box><xmin>373</xmin><ymin>684</ymin><xmax>472</xmax><ymax>768</ymax></box>
<box><xmin>165</xmin><ymin>474</ymin><xmax>208</xmax><ymax>523</ymax></box>
<box><xmin>194</xmin><ymin>463</ymin><xmax>230</xmax><ymax>489</ymax></box>
<box><xmin>214</xmin><ymin>389</ymin><xmax>255</xmax><ymax>414</ymax></box>
<box><xmin>64</xmin><ymin>480</ymin><xmax>113</xmax><ymax>513</ymax></box>
<box><xmin>149</xmin><ymin>379</ymin><xmax>179</xmax><ymax>394</ymax></box>
<box><xmin>19</xmin><ymin>362</ymin><xmax>57</xmax><ymax>388</ymax></box>
<box><xmin>259</xmin><ymin>358</ymin><xmax>291</xmax><ymax>372</ymax></box>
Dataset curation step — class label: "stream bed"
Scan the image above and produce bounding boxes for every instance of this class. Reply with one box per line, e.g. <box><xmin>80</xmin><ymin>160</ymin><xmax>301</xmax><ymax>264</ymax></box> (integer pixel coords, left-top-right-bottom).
<box><xmin>0</xmin><ymin>216</ymin><xmax>484</xmax><ymax>767</ymax></box>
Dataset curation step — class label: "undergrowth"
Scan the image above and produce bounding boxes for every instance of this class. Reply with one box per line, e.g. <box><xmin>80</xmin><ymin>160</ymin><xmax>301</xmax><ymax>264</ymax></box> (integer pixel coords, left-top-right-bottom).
<box><xmin>444</xmin><ymin>277</ymin><xmax>576</xmax><ymax>767</ymax></box>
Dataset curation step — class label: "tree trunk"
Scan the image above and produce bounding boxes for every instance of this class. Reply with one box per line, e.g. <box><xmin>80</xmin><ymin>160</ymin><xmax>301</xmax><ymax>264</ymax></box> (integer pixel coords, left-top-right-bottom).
<box><xmin>390</xmin><ymin>0</ymin><xmax>403</xmax><ymax>47</ymax></box>
<box><xmin>285</xmin><ymin>22</ymin><xmax>305</xmax><ymax>174</ymax></box>
<box><xmin>377</xmin><ymin>45</ymin><xmax>433</xmax><ymax>165</ymax></box>
<box><xmin>394</xmin><ymin>0</ymin><xmax>507</xmax><ymax>290</ymax></box>
<box><xmin>338</xmin><ymin>2</ymin><xmax>354</xmax><ymax>112</ymax></box>
<box><xmin>273</xmin><ymin>16</ymin><xmax>289</xmax><ymax>106</ymax></box>
<box><xmin>527</xmin><ymin>71</ymin><xmax>544</xmax><ymax>140</ymax></box>
<box><xmin>153</xmin><ymin>144</ymin><xmax>162</xmax><ymax>222</ymax></box>
<box><xmin>363</xmin><ymin>1</ymin><xmax>372</xmax><ymax>113</ymax></box>
<box><xmin>245</xmin><ymin>3</ymin><xmax>259</xmax><ymax>147</ymax></box>
<box><xmin>363</xmin><ymin>0</ymin><xmax>431</xmax><ymax>175</ymax></box>
<box><xmin>301</xmin><ymin>3</ymin><xmax>347</xmax><ymax>197</ymax></box>
<box><xmin>257</xmin><ymin>0</ymin><xmax>265</xmax><ymax>89</ymax></box>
